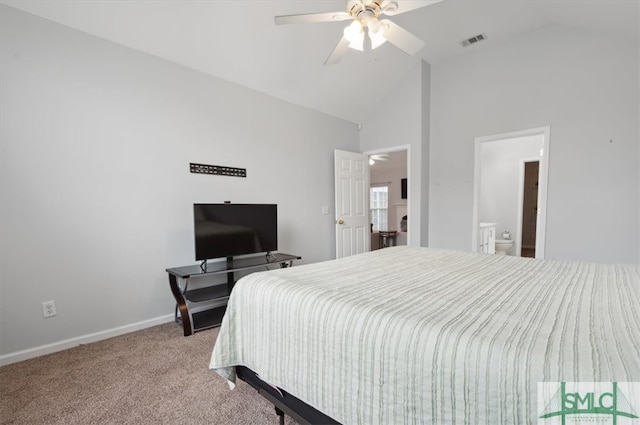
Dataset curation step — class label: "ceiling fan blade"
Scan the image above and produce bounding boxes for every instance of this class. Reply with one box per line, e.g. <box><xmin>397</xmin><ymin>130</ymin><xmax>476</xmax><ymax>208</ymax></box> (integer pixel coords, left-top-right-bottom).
<box><xmin>274</xmin><ymin>11</ymin><xmax>351</xmax><ymax>25</ymax></box>
<box><xmin>324</xmin><ymin>36</ymin><xmax>351</xmax><ymax>65</ymax></box>
<box><xmin>381</xmin><ymin>0</ymin><xmax>443</xmax><ymax>16</ymax></box>
<box><xmin>380</xmin><ymin>19</ymin><xmax>425</xmax><ymax>55</ymax></box>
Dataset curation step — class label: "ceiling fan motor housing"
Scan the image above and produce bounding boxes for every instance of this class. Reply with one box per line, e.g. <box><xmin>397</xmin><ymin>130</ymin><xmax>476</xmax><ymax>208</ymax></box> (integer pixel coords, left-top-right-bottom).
<box><xmin>347</xmin><ymin>1</ymin><xmax>388</xmax><ymax>20</ymax></box>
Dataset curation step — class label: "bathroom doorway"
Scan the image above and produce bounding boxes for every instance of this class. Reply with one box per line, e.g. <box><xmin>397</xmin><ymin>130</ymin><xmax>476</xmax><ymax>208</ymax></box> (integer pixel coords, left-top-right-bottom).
<box><xmin>472</xmin><ymin>126</ymin><xmax>550</xmax><ymax>258</ymax></box>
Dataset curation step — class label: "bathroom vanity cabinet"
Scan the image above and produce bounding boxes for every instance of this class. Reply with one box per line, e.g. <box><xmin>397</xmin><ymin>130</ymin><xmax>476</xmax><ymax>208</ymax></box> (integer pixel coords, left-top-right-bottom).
<box><xmin>479</xmin><ymin>222</ymin><xmax>496</xmax><ymax>254</ymax></box>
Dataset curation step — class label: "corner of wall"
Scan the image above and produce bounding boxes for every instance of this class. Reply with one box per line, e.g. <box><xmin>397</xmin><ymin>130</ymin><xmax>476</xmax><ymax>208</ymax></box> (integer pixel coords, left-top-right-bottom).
<box><xmin>420</xmin><ymin>60</ymin><xmax>431</xmax><ymax>247</ymax></box>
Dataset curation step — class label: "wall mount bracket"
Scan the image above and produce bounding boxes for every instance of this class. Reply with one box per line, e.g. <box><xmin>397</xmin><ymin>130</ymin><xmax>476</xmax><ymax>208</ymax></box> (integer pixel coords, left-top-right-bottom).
<box><xmin>190</xmin><ymin>162</ymin><xmax>246</xmax><ymax>178</ymax></box>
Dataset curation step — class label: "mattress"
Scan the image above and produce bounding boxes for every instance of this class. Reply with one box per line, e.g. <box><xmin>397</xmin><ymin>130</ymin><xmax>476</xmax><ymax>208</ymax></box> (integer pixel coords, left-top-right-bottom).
<box><xmin>210</xmin><ymin>246</ymin><xmax>640</xmax><ymax>424</ymax></box>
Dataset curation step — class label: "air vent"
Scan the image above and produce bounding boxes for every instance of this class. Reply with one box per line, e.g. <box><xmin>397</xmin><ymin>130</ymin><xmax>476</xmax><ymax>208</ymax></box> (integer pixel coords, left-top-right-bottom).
<box><xmin>460</xmin><ymin>33</ymin><xmax>487</xmax><ymax>47</ymax></box>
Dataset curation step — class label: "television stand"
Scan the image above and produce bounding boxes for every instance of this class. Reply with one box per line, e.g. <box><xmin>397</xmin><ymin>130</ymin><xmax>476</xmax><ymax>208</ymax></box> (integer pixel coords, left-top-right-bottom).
<box><xmin>166</xmin><ymin>253</ymin><xmax>301</xmax><ymax>336</ymax></box>
<box><xmin>199</xmin><ymin>256</ymin><xmax>234</xmax><ymax>273</ymax></box>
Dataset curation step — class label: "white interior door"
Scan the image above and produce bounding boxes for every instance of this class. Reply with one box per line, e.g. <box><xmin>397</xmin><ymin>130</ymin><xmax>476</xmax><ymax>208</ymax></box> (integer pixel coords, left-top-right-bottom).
<box><xmin>334</xmin><ymin>150</ymin><xmax>370</xmax><ymax>258</ymax></box>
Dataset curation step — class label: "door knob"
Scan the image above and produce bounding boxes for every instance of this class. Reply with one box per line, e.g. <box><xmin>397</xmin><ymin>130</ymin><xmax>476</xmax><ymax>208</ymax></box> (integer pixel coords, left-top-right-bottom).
<box><xmin>336</xmin><ymin>219</ymin><xmax>345</xmax><ymax>225</ymax></box>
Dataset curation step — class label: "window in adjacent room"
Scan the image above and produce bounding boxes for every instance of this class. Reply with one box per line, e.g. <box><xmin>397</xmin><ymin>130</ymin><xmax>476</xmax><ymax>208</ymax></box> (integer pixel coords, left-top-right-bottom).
<box><xmin>370</xmin><ymin>185</ymin><xmax>389</xmax><ymax>231</ymax></box>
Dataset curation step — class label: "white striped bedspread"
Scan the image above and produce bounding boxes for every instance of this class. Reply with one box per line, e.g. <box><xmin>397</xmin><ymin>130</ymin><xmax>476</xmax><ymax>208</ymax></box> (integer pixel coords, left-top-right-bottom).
<box><xmin>210</xmin><ymin>246</ymin><xmax>640</xmax><ymax>424</ymax></box>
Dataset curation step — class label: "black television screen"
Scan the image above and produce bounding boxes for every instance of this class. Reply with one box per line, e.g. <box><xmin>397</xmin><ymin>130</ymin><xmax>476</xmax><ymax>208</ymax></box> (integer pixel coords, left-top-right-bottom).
<box><xmin>194</xmin><ymin>204</ymin><xmax>277</xmax><ymax>261</ymax></box>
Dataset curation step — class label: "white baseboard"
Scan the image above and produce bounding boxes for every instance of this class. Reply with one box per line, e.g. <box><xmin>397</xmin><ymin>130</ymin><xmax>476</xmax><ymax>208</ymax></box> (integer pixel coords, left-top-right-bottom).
<box><xmin>0</xmin><ymin>314</ymin><xmax>175</xmax><ymax>367</ymax></box>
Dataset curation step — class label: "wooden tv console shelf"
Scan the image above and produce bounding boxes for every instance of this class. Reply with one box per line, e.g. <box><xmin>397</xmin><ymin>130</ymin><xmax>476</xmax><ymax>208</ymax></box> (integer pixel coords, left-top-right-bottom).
<box><xmin>166</xmin><ymin>253</ymin><xmax>301</xmax><ymax>336</ymax></box>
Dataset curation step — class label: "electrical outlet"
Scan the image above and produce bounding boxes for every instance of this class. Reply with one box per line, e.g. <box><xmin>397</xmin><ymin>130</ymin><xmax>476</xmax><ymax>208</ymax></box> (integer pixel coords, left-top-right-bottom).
<box><xmin>42</xmin><ymin>300</ymin><xmax>56</xmax><ymax>318</ymax></box>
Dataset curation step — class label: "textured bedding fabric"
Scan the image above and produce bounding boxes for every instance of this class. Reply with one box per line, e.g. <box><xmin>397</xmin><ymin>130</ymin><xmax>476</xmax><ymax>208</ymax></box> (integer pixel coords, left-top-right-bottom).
<box><xmin>210</xmin><ymin>246</ymin><xmax>640</xmax><ymax>424</ymax></box>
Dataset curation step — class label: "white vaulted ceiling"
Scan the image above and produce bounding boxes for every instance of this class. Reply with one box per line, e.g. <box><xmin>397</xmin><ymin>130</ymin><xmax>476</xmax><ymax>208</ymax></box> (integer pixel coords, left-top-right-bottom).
<box><xmin>2</xmin><ymin>0</ymin><xmax>638</xmax><ymax>123</ymax></box>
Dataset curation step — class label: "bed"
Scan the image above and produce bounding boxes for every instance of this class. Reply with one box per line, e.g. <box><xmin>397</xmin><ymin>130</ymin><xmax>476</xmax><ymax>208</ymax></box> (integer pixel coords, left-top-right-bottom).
<box><xmin>209</xmin><ymin>246</ymin><xmax>640</xmax><ymax>424</ymax></box>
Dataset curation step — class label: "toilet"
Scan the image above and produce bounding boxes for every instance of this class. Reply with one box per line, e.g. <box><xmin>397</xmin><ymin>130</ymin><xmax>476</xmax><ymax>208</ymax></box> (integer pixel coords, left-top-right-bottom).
<box><xmin>494</xmin><ymin>239</ymin><xmax>514</xmax><ymax>255</ymax></box>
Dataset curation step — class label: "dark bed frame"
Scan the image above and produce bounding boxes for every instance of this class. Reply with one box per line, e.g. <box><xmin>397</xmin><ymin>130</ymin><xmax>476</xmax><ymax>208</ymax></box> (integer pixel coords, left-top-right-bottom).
<box><xmin>236</xmin><ymin>366</ymin><xmax>341</xmax><ymax>425</ymax></box>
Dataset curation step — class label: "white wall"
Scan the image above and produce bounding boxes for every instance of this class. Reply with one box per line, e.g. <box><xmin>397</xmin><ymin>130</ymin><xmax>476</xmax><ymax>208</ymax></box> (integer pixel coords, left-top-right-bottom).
<box><xmin>479</xmin><ymin>135</ymin><xmax>543</xmax><ymax>255</ymax></box>
<box><xmin>420</xmin><ymin>62</ymin><xmax>431</xmax><ymax>246</ymax></box>
<box><xmin>360</xmin><ymin>61</ymin><xmax>428</xmax><ymax>247</ymax></box>
<box><xmin>0</xmin><ymin>5</ymin><xmax>359</xmax><ymax>358</ymax></box>
<box><xmin>430</xmin><ymin>25</ymin><xmax>639</xmax><ymax>264</ymax></box>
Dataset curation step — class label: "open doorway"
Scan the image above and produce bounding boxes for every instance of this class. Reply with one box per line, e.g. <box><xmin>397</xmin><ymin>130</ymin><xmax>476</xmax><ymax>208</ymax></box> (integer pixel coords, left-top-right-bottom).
<box><xmin>472</xmin><ymin>126</ymin><xmax>550</xmax><ymax>259</ymax></box>
<box><xmin>367</xmin><ymin>149</ymin><xmax>408</xmax><ymax>251</ymax></box>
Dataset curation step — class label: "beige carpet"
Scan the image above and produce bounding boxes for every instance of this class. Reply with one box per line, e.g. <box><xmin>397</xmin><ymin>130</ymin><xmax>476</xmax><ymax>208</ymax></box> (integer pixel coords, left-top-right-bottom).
<box><xmin>0</xmin><ymin>323</ymin><xmax>296</xmax><ymax>425</ymax></box>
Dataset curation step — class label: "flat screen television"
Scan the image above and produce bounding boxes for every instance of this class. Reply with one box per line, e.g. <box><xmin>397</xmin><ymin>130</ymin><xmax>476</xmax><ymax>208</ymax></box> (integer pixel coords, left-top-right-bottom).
<box><xmin>194</xmin><ymin>203</ymin><xmax>277</xmax><ymax>261</ymax></box>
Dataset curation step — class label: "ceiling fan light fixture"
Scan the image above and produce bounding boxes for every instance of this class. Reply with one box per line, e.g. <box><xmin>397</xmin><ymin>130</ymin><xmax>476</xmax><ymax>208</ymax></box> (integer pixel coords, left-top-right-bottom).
<box><xmin>274</xmin><ymin>0</ymin><xmax>440</xmax><ymax>64</ymax></box>
<box><xmin>368</xmin><ymin>20</ymin><xmax>388</xmax><ymax>49</ymax></box>
<box><xmin>344</xmin><ymin>20</ymin><xmax>365</xmax><ymax>51</ymax></box>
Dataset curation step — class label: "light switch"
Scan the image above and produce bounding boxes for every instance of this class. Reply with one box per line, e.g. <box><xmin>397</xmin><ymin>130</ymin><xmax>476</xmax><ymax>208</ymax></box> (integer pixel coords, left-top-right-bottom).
<box><xmin>321</xmin><ymin>205</ymin><xmax>329</xmax><ymax>215</ymax></box>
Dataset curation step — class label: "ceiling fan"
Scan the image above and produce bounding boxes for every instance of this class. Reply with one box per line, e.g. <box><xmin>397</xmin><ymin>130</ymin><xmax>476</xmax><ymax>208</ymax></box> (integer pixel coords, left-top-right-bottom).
<box><xmin>274</xmin><ymin>0</ymin><xmax>443</xmax><ymax>65</ymax></box>
<box><xmin>369</xmin><ymin>153</ymin><xmax>389</xmax><ymax>165</ymax></box>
